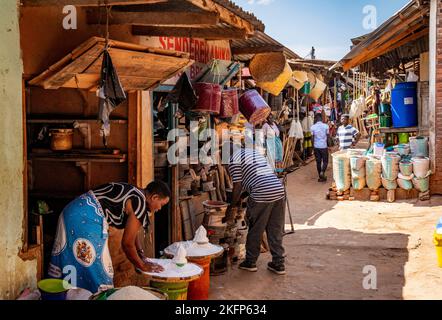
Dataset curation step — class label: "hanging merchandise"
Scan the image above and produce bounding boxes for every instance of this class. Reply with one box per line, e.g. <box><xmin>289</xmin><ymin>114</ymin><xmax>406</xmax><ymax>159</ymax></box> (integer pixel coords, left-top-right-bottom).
<box><xmin>193</xmin><ymin>83</ymin><xmax>222</xmax><ymax>114</ymax></box>
<box><xmin>291</xmin><ymin>71</ymin><xmax>308</xmax><ymax>90</ymax></box>
<box><xmin>193</xmin><ymin>60</ymin><xmax>223</xmax><ymax>114</ymax></box>
<box><xmin>219</xmin><ymin>89</ymin><xmax>239</xmax><ymax>118</ymax></box>
<box><xmin>98</xmin><ymin>49</ymin><xmax>127</xmax><ymax>147</ymax></box>
<box><xmin>165</xmin><ymin>72</ymin><xmax>197</xmax><ymax>112</ymax></box>
<box><xmin>238</xmin><ymin>90</ymin><xmax>271</xmax><ymax>125</ymax></box>
<box><xmin>309</xmin><ymin>78</ymin><xmax>327</xmax><ymax>101</ymax></box>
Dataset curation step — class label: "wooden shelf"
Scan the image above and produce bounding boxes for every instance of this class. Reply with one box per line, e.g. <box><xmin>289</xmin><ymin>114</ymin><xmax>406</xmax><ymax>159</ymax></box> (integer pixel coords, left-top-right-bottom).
<box><xmin>379</xmin><ymin>127</ymin><xmax>419</xmax><ymax>134</ymax></box>
<box><xmin>30</xmin><ymin>151</ymin><xmax>127</xmax><ymax>163</ymax></box>
<box><xmin>27</xmin><ymin>118</ymin><xmax>127</xmax><ymax>124</ymax></box>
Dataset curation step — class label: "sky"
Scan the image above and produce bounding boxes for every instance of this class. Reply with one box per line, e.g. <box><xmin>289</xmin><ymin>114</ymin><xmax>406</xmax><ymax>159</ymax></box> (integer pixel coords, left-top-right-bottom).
<box><xmin>234</xmin><ymin>0</ymin><xmax>411</xmax><ymax>61</ymax></box>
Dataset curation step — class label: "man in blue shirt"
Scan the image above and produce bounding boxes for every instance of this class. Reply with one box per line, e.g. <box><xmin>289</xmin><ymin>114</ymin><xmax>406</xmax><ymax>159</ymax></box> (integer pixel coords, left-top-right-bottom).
<box><xmin>310</xmin><ymin>114</ymin><xmax>330</xmax><ymax>182</ymax></box>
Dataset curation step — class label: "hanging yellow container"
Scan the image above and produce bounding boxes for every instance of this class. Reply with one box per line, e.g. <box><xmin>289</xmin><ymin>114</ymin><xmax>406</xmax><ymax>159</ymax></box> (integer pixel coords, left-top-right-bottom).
<box><xmin>309</xmin><ymin>78</ymin><xmax>327</xmax><ymax>101</ymax></box>
<box><xmin>290</xmin><ymin>70</ymin><xmax>308</xmax><ymax>90</ymax></box>
<box><xmin>257</xmin><ymin>62</ymin><xmax>292</xmax><ymax>96</ymax></box>
<box><xmin>250</xmin><ymin>52</ymin><xmax>289</xmax><ymax>83</ymax></box>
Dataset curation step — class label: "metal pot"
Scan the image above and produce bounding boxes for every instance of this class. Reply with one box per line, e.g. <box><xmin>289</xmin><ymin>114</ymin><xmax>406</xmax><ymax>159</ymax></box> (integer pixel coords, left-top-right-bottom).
<box><xmin>49</xmin><ymin>129</ymin><xmax>74</xmax><ymax>151</ymax></box>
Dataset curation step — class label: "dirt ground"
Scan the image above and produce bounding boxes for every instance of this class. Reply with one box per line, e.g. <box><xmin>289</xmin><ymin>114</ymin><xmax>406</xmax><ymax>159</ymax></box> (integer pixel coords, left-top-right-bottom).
<box><xmin>210</xmin><ymin>158</ymin><xmax>442</xmax><ymax>300</ymax></box>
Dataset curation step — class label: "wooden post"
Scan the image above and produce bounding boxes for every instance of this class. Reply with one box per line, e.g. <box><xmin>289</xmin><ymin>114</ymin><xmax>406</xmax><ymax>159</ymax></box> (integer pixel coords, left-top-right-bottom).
<box><xmin>170</xmin><ymin>103</ymin><xmax>182</xmax><ymax>243</ymax></box>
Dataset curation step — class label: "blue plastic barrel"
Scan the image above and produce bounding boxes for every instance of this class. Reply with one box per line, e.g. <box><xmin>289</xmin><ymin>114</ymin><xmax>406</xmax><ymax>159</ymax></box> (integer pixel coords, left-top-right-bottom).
<box><xmin>391</xmin><ymin>82</ymin><xmax>418</xmax><ymax>128</ymax></box>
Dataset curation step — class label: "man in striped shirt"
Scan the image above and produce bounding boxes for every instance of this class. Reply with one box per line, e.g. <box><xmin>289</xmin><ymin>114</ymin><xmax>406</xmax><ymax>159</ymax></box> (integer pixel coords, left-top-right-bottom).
<box><xmin>226</xmin><ymin>146</ymin><xmax>287</xmax><ymax>275</ymax></box>
<box><xmin>337</xmin><ymin>114</ymin><xmax>361</xmax><ymax>150</ymax></box>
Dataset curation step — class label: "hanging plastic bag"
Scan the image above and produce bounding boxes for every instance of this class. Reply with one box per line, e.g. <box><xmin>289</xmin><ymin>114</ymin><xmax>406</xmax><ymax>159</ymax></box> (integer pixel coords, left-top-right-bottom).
<box><xmin>407</xmin><ymin>71</ymin><xmax>419</xmax><ymax>82</ymax></box>
<box><xmin>98</xmin><ymin>50</ymin><xmax>127</xmax><ymax>146</ymax></box>
<box><xmin>165</xmin><ymin>72</ymin><xmax>197</xmax><ymax>112</ymax></box>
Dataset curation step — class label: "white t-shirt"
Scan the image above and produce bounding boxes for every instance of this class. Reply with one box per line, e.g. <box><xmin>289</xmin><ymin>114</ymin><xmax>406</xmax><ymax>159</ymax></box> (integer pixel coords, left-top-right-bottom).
<box><xmin>310</xmin><ymin>122</ymin><xmax>329</xmax><ymax>149</ymax></box>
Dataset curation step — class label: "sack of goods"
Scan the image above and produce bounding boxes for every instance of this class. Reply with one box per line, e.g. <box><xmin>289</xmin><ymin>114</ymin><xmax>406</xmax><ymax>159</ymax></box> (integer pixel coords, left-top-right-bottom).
<box><xmin>382</xmin><ymin>175</ymin><xmax>398</xmax><ymax>191</ymax></box>
<box><xmin>332</xmin><ymin>151</ymin><xmax>351</xmax><ymax>192</ymax></box>
<box><xmin>412</xmin><ymin>157</ymin><xmax>430</xmax><ymax>178</ymax></box>
<box><xmin>381</xmin><ymin>153</ymin><xmax>401</xmax><ymax>180</ymax></box>
<box><xmin>397</xmin><ymin>173</ymin><xmax>414</xmax><ymax>191</ymax></box>
<box><xmin>409</xmin><ymin>137</ymin><xmax>429</xmax><ymax>157</ymax></box>
<box><xmin>350</xmin><ymin>156</ymin><xmax>366</xmax><ymax>190</ymax></box>
<box><xmin>366</xmin><ymin>157</ymin><xmax>382</xmax><ymax>191</ymax></box>
<box><xmin>412</xmin><ymin>170</ymin><xmax>432</xmax><ymax>193</ymax></box>
<box><xmin>399</xmin><ymin>160</ymin><xmax>413</xmax><ymax>176</ymax></box>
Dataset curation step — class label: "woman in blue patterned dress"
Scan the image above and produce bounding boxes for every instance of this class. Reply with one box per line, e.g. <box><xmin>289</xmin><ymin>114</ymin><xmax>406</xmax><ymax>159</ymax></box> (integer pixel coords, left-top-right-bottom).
<box><xmin>48</xmin><ymin>181</ymin><xmax>170</xmax><ymax>293</ymax></box>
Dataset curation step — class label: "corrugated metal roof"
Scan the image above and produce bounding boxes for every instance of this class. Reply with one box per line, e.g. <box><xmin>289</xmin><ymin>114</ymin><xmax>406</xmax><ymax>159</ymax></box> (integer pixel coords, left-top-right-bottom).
<box><xmin>231</xmin><ymin>31</ymin><xmax>300</xmax><ymax>62</ymax></box>
<box><xmin>213</xmin><ymin>0</ymin><xmax>265</xmax><ymax>32</ymax></box>
<box><xmin>338</xmin><ymin>0</ymin><xmax>430</xmax><ymax>69</ymax></box>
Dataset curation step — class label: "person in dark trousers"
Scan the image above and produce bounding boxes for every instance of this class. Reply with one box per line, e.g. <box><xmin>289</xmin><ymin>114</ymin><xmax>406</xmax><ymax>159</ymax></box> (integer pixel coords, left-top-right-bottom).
<box><xmin>224</xmin><ymin>144</ymin><xmax>287</xmax><ymax>275</ymax></box>
<box><xmin>310</xmin><ymin>114</ymin><xmax>330</xmax><ymax>182</ymax></box>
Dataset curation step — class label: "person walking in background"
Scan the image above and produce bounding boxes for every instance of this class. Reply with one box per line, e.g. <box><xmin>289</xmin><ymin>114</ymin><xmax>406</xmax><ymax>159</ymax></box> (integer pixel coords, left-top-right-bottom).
<box><xmin>337</xmin><ymin>114</ymin><xmax>361</xmax><ymax>150</ymax></box>
<box><xmin>311</xmin><ymin>114</ymin><xmax>330</xmax><ymax>182</ymax></box>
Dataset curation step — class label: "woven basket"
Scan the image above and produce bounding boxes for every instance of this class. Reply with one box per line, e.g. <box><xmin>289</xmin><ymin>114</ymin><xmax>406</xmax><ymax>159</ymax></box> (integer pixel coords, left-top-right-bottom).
<box><xmin>290</xmin><ymin>70</ymin><xmax>308</xmax><ymax>90</ymax></box>
<box><xmin>309</xmin><ymin>78</ymin><xmax>327</xmax><ymax>100</ymax></box>
<box><xmin>249</xmin><ymin>52</ymin><xmax>289</xmax><ymax>83</ymax></box>
<box><xmin>307</xmin><ymin>72</ymin><xmax>317</xmax><ymax>88</ymax></box>
<box><xmin>256</xmin><ymin>62</ymin><xmax>292</xmax><ymax>95</ymax></box>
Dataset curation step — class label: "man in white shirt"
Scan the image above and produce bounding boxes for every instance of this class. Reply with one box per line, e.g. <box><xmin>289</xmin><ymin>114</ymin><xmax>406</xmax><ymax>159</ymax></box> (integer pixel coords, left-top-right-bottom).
<box><xmin>310</xmin><ymin>114</ymin><xmax>330</xmax><ymax>182</ymax></box>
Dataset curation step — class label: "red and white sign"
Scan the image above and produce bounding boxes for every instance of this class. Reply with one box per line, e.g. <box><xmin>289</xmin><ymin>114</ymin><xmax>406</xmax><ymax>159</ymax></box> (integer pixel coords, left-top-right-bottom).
<box><xmin>140</xmin><ymin>36</ymin><xmax>232</xmax><ymax>82</ymax></box>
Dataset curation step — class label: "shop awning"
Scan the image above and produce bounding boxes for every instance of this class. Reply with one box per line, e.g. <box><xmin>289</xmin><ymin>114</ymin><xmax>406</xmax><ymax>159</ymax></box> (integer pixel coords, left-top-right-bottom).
<box><xmin>29</xmin><ymin>37</ymin><xmax>194</xmax><ymax>92</ymax></box>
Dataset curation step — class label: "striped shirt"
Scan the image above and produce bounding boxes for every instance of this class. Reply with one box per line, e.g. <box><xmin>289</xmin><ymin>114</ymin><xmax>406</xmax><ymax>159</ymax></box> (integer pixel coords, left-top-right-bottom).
<box><xmin>229</xmin><ymin>149</ymin><xmax>285</xmax><ymax>203</ymax></box>
<box><xmin>337</xmin><ymin>125</ymin><xmax>359</xmax><ymax>150</ymax></box>
<box><xmin>92</xmin><ymin>183</ymin><xmax>150</xmax><ymax>230</ymax></box>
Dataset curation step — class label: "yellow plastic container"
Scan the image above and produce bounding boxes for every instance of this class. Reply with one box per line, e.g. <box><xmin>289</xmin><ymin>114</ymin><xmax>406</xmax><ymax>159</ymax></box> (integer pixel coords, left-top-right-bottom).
<box><xmin>434</xmin><ymin>233</ymin><xmax>442</xmax><ymax>268</ymax></box>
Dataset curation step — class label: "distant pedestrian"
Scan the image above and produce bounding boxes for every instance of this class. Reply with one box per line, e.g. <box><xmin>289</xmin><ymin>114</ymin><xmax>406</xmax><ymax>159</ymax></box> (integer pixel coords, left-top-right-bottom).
<box><xmin>311</xmin><ymin>114</ymin><xmax>330</xmax><ymax>182</ymax></box>
<box><xmin>337</xmin><ymin>114</ymin><xmax>361</xmax><ymax>150</ymax></box>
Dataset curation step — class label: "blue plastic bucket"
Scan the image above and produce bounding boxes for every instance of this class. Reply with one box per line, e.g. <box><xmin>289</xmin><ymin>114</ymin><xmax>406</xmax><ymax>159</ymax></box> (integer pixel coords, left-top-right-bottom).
<box><xmin>391</xmin><ymin>82</ymin><xmax>418</xmax><ymax>128</ymax></box>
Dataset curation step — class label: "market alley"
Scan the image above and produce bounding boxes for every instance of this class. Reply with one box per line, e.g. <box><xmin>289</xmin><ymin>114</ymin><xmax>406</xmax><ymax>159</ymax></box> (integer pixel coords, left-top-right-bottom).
<box><xmin>211</xmin><ymin>159</ymin><xmax>442</xmax><ymax>300</ymax></box>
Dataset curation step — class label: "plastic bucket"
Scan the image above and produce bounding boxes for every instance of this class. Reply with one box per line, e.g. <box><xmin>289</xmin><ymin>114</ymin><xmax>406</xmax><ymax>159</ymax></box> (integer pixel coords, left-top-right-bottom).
<box><xmin>150</xmin><ymin>281</ymin><xmax>188</xmax><ymax>300</ymax></box>
<box><xmin>410</xmin><ymin>136</ymin><xmax>429</xmax><ymax>157</ymax></box>
<box><xmin>412</xmin><ymin>157</ymin><xmax>430</xmax><ymax>178</ymax></box>
<box><xmin>391</xmin><ymin>82</ymin><xmax>418</xmax><ymax>128</ymax></box>
<box><xmin>38</xmin><ymin>279</ymin><xmax>71</xmax><ymax>301</ymax></box>
<box><xmin>374</xmin><ymin>143</ymin><xmax>385</xmax><ymax>157</ymax></box>
<box><xmin>239</xmin><ymin>90</ymin><xmax>271</xmax><ymax>125</ymax></box>
<box><xmin>379</xmin><ymin>115</ymin><xmax>392</xmax><ymax>128</ymax></box>
<box><xmin>394</xmin><ymin>144</ymin><xmax>411</xmax><ymax>156</ymax></box>
<box><xmin>187</xmin><ymin>257</ymin><xmax>212</xmax><ymax>300</ymax></box>
<box><xmin>398</xmin><ymin>133</ymin><xmax>410</xmax><ymax>144</ymax></box>
<box><xmin>434</xmin><ymin>233</ymin><xmax>442</xmax><ymax>268</ymax></box>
